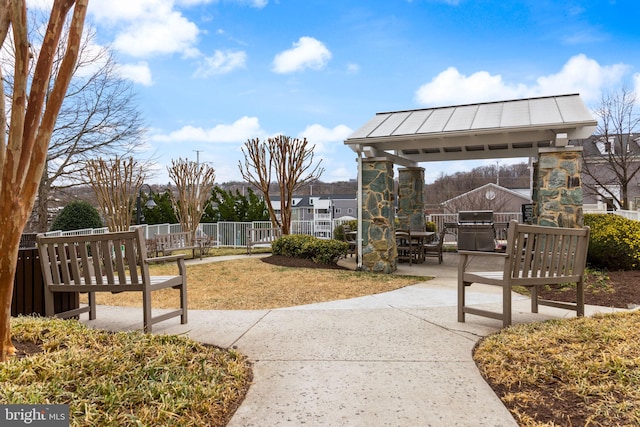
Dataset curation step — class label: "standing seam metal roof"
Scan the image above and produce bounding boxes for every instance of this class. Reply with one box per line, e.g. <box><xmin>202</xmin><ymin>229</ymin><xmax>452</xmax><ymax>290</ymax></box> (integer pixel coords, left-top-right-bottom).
<box><xmin>344</xmin><ymin>94</ymin><xmax>598</xmax><ymax>165</ymax></box>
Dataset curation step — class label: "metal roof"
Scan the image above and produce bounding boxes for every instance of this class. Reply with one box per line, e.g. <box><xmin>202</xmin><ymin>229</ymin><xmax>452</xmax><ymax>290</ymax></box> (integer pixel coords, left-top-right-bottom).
<box><xmin>344</xmin><ymin>94</ymin><xmax>597</xmax><ymax>167</ymax></box>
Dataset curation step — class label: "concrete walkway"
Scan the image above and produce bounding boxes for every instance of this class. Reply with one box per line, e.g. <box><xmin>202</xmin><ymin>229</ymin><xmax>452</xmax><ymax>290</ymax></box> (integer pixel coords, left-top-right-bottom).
<box><xmin>83</xmin><ymin>253</ymin><xmax>624</xmax><ymax>426</ymax></box>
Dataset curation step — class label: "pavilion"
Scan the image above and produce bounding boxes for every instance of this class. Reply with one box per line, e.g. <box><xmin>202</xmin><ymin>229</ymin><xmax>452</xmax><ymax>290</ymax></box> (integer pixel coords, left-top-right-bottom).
<box><xmin>344</xmin><ymin>93</ymin><xmax>597</xmax><ymax>273</ymax></box>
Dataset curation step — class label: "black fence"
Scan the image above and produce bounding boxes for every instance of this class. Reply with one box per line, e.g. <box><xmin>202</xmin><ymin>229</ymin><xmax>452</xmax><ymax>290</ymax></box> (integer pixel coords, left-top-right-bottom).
<box><xmin>12</xmin><ymin>237</ymin><xmax>78</xmax><ymax>317</ymax></box>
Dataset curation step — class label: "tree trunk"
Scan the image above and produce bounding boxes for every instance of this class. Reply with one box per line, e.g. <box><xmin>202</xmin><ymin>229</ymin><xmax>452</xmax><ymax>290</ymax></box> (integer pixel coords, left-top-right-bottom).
<box><xmin>0</xmin><ymin>204</ymin><xmax>26</xmax><ymax>361</ymax></box>
<box><xmin>0</xmin><ymin>0</ymin><xmax>88</xmax><ymax>362</ymax></box>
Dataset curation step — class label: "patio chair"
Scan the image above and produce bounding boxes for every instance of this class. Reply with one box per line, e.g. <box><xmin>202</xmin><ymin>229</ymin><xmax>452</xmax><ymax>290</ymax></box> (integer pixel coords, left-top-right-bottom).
<box><xmin>396</xmin><ymin>229</ymin><xmax>420</xmax><ymax>265</ymax></box>
<box><xmin>343</xmin><ymin>225</ymin><xmax>357</xmax><ymax>257</ymax></box>
<box><xmin>423</xmin><ymin>227</ymin><xmax>447</xmax><ymax>264</ymax></box>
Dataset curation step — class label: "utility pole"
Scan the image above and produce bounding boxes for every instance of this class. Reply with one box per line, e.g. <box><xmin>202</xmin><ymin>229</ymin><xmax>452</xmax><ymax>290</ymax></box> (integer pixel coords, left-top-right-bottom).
<box><xmin>193</xmin><ymin>150</ymin><xmax>203</xmax><ymax>165</ymax></box>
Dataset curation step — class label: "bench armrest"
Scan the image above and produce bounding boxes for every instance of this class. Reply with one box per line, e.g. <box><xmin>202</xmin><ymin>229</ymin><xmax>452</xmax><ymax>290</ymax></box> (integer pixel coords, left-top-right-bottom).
<box><xmin>145</xmin><ymin>254</ymin><xmax>186</xmax><ymax>265</ymax></box>
<box><xmin>458</xmin><ymin>250</ymin><xmax>508</xmax><ymax>258</ymax></box>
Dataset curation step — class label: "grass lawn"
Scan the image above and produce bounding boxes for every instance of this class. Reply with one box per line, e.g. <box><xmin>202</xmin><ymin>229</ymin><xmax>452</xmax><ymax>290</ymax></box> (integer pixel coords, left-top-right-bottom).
<box><xmin>6</xmin><ymin>251</ymin><xmax>640</xmax><ymax>425</ymax></box>
<box><xmin>475</xmin><ymin>310</ymin><xmax>640</xmax><ymax>426</ymax></box>
<box><xmin>83</xmin><ymin>256</ymin><xmax>428</xmax><ymax>310</ymax></box>
<box><xmin>4</xmin><ymin>317</ymin><xmax>251</xmax><ymax>426</ymax></box>
<box><xmin>5</xmin><ymin>253</ymin><xmax>428</xmax><ymax>426</ymax></box>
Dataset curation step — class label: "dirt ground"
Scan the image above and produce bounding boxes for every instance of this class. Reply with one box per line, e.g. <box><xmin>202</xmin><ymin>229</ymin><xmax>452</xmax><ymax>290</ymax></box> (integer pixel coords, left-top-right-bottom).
<box><xmin>537</xmin><ymin>269</ymin><xmax>640</xmax><ymax>309</ymax></box>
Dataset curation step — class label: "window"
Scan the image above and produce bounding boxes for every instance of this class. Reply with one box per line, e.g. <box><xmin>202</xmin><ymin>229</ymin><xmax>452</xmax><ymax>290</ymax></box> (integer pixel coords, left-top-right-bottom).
<box><xmin>596</xmin><ymin>136</ymin><xmax>616</xmax><ymax>155</ymax></box>
<box><xmin>335</xmin><ymin>208</ymin><xmax>342</xmax><ymax>214</ymax></box>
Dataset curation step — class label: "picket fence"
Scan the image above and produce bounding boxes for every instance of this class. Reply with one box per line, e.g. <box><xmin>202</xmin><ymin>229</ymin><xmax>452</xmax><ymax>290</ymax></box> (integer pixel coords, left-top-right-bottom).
<box><xmin>44</xmin><ymin>218</ymin><xmax>355</xmax><ymax>249</ymax></box>
<box><xmin>43</xmin><ymin>209</ymin><xmax>639</xmax><ymax>248</ymax></box>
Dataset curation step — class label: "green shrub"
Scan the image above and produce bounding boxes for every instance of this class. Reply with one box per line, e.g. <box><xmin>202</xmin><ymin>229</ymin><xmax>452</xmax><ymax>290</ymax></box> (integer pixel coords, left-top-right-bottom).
<box><xmin>333</xmin><ymin>219</ymin><xmax>357</xmax><ymax>241</ymax></box>
<box><xmin>310</xmin><ymin>239</ymin><xmax>349</xmax><ymax>264</ymax></box>
<box><xmin>584</xmin><ymin>214</ymin><xmax>640</xmax><ymax>270</ymax></box>
<box><xmin>50</xmin><ymin>201</ymin><xmax>103</xmax><ymax>231</ymax></box>
<box><xmin>272</xmin><ymin>234</ymin><xmax>347</xmax><ymax>265</ymax></box>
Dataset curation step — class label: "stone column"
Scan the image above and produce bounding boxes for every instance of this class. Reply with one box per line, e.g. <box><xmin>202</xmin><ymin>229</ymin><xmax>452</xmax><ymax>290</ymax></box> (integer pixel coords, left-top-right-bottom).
<box><xmin>361</xmin><ymin>158</ymin><xmax>396</xmax><ymax>273</ymax></box>
<box><xmin>397</xmin><ymin>167</ymin><xmax>426</xmax><ymax>231</ymax></box>
<box><xmin>532</xmin><ymin>147</ymin><xmax>584</xmax><ymax>228</ymax></box>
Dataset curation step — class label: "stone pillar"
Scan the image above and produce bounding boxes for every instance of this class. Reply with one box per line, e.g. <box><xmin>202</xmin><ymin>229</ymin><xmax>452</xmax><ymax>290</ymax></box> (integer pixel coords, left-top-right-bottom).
<box><xmin>361</xmin><ymin>159</ymin><xmax>396</xmax><ymax>273</ymax></box>
<box><xmin>397</xmin><ymin>167</ymin><xmax>426</xmax><ymax>231</ymax></box>
<box><xmin>532</xmin><ymin>147</ymin><xmax>584</xmax><ymax>228</ymax></box>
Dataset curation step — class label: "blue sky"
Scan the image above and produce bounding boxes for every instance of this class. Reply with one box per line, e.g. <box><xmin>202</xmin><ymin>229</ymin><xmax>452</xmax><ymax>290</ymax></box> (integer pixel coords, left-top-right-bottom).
<box><xmin>36</xmin><ymin>0</ymin><xmax>640</xmax><ymax>184</ymax></box>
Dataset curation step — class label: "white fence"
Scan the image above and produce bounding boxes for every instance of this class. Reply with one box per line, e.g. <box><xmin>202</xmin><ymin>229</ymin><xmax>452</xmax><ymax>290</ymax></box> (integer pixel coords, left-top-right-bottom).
<box><xmin>427</xmin><ymin>212</ymin><xmax>523</xmax><ymax>242</ymax></box>
<box><xmin>45</xmin><ymin>219</ymin><xmax>355</xmax><ymax>248</ymax></box>
<box><xmin>44</xmin><ymin>209</ymin><xmax>636</xmax><ymax>248</ymax></box>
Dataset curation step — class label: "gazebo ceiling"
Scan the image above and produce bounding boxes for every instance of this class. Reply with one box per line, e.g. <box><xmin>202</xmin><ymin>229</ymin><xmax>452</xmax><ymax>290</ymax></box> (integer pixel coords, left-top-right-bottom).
<box><xmin>344</xmin><ymin>94</ymin><xmax>597</xmax><ymax>167</ymax></box>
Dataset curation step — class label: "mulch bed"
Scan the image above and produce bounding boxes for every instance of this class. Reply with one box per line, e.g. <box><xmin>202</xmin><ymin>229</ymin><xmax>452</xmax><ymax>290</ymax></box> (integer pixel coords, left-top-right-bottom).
<box><xmin>537</xmin><ymin>270</ymin><xmax>640</xmax><ymax>309</ymax></box>
<box><xmin>260</xmin><ymin>255</ymin><xmax>348</xmax><ymax>270</ymax></box>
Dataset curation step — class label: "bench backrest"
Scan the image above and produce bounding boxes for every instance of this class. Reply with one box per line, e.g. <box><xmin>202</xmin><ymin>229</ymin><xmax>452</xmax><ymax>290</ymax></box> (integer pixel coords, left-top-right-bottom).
<box><xmin>155</xmin><ymin>231</ymin><xmax>194</xmax><ymax>249</ymax></box>
<box><xmin>37</xmin><ymin>227</ymin><xmax>149</xmax><ymax>286</ymax></box>
<box><xmin>503</xmin><ymin>220</ymin><xmax>590</xmax><ymax>285</ymax></box>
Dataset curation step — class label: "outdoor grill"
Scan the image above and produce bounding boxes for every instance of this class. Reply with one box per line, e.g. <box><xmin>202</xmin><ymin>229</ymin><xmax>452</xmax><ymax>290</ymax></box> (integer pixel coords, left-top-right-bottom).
<box><xmin>457</xmin><ymin>210</ymin><xmax>496</xmax><ymax>251</ymax></box>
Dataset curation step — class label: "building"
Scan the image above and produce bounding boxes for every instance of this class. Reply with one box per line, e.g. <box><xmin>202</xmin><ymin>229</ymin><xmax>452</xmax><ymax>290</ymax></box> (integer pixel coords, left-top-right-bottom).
<box><xmin>575</xmin><ymin>133</ymin><xmax>640</xmax><ymax>211</ymax></box>
<box><xmin>269</xmin><ymin>194</ymin><xmax>357</xmax><ymax>238</ymax></box>
<box><xmin>442</xmin><ymin>183</ymin><xmax>531</xmax><ymax>214</ymax></box>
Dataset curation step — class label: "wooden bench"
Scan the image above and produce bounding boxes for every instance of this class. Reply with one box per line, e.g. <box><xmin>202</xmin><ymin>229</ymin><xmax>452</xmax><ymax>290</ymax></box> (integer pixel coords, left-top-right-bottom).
<box><xmin>37</xmin><ymin>227</ymin><xmax>188</xmax><ymax>333</ymax></box>
<box><xmin>155</xmin><ymin>231</ymin><xmax>203</xmax><ymax>259</ymax></box>
<box><xmin>247</xmin><ymin>227</ymin><xmax>281</xmax><ymax>254</ymax></box>
<box><xmin>458</xmin><ymin>220</ymin><xmax>590</xmax><ymax>328</ymax></box>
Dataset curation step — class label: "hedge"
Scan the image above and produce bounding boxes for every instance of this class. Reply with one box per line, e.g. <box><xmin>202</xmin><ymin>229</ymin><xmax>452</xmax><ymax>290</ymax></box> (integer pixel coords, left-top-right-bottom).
<box><xmin>272</xmin><ymin>234</ymin><xmax>348</xmax><ymax>265</ymax></box>
<box><xmin>584</xmin><ymin>213</ymin><xmax>640</xmax><ymax>270</ymax></box>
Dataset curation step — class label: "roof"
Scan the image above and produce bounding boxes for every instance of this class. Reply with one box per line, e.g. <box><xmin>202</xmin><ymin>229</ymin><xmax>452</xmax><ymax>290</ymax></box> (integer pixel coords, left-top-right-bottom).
<box><xmin>575</xmin><ymin>133</ymin><xmax>640</xmax><ymax>157</ymax></box>
<box><xmin>443</xmin><ymin>183</ymin><xmax>531</xmax><ymax>205</ymax></box>
<box><xmin>344</xmin><ymin>94</ymin><xmax>597</xmax><ymax>167</ymax></box>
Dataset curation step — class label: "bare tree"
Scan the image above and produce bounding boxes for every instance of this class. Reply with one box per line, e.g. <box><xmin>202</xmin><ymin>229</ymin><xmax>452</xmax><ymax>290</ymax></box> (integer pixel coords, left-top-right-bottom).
<box><xmin>85</xmin><ymin>157</ymin><xmax>144</xmax><ymax>231</ymax></box>
<box><xmin>1</xmin><ymin>16</ymin><xmax>145</xmax><ymax>232</ymax></box>
<box><xmin>239</xmin><ymin>135</ymin><xmax>324</xmax><ymax>234</ymax></box>
<box><xmin>168</xmin><ymin>158</ymin><xmax>215</xmax><ymax>240</ymax></box>
<box><xmin>581</xmin><ymin>86</ymin><xmax>640</xmax><ymax>210</ymax></box>
<box><xmin>0</xmin><ymin>0</ymin><xmax>88</xmax><ymax>361</ymax></box>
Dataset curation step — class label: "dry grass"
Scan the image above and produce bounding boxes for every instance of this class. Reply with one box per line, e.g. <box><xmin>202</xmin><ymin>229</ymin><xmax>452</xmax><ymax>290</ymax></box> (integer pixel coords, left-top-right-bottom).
<box><xmin>4</xmin><ymin>317</ymin><xmax>252</xmax><ymax>426</ymax></box>
<box><xmin>474</xmin><ymin>310</ymin><xmax>640</xmax><ymax>426</ymax></box>
<box><xmin>84</xmin><ymin>257</ymin><xmax>428</xmax><ymax>310</ymax></box>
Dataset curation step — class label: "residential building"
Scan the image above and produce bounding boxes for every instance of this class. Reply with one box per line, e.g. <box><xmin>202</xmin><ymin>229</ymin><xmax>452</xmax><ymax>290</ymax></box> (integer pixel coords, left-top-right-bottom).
<box><xmin>442</xmin><ymin>183</ymin><xmax>531</xmax><ymax>214</ymax></box>
<box><xmin>269</xmin><ymin>194</ymin><xmax>357</xmax><ymax>238</ymax></box>
<box><xmin>574</xmin><ymin>133</ymin><xmax>640</xmax><ymax>211</ymax></box>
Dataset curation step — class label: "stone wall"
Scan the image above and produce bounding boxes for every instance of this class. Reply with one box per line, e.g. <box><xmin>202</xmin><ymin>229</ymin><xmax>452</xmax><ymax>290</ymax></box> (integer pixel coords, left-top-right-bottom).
<box><xmin>397</xmin><ymin>167</ymin><xmax>426</xmax><ymax>231</ymax></box>
<box><xmin>360</xmin><ymin>159</ymin><xmax>396</xmax><ymax>273</ymax></box>
<box><xmin>532</xmin><ymin>147</ymin><xmax>584</xmax><ymax>228</ymax></box>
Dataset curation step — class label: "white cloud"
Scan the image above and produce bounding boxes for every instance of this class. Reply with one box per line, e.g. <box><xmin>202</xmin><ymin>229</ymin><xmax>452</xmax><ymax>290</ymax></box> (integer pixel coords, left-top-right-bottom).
<box><xmin>118</xmin><ymin>62</ymin><xmax>154</xmax><ymax>86</ymax></box>
<box><xmin>346</xmin><ymin>63</ymin><xmax>360</xmax><ymax>74</ymax></box>
<box><xmin>415</xmin><ymin>54</ymin><xmax>630</xmax><ymax>106</ymax></box>
<box><xmin>113</xmin><ymin>12</ymin><xmax>200</xmax><ymax>57</ymax></box>
<box><xmin>237</xmin><ymin>0</ymin><xmax>268</xmax><ymax>8</ymax></box>
<box><xmin>88</xmin><ymin>0</ymin><xmax>200</xmax><ymax>58</ymax></box>
<box><xmin>301</xmin><ymin>124</ymin><xmax>353</xmax><ymax>143</ymax></box>
<box><xmin>194</xmin><ymin>50</ymin><xmax>247</xmax><ymax>77</ymax></box>
<box><xmin>151</xmin><ymin>116</ymin><xmax>266</xmax><ymax>143</ymax></box>
<box><xmin>635</xmin><ymin>73</ymin><xmax>640</xmax><ymax>104</ymax></box>
<box><xmin>299</xmin><ymin>124</ymin><xmax>353</xmax><ymax>153</ymax></box>
<box><xmin>272</xmin><ymin>37</ymin><xmax>332</xmax><ymax>74</ymax></box>
<box><xmin>89</xmin><ymin>0</ymin><xmax>172</xmax><ymax>22</ymax></box>
<box><xmin>535</xmin><ymin>54</ymin><xmax>628</xmax><ymax>102</ymax></box>
<box><xmin>415</xmin><ymin>67</ymin><xmax>525</xmax><ymax>106</ymax></box>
